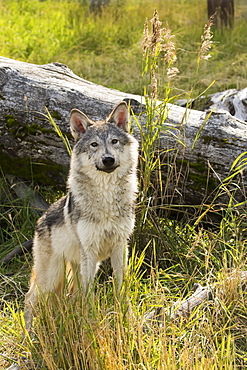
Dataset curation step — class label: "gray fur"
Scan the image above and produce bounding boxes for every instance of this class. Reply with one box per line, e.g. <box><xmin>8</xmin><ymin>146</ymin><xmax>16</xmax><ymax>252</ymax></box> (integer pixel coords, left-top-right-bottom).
<box><xmin>24</xmin><ymin>101</ymin><xmax>139</xmax><ymax>331</ymax></box>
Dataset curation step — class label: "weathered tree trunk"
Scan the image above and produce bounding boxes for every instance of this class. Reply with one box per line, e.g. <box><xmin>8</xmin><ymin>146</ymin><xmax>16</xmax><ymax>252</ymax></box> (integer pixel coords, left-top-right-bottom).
<box><xmin>90</xmin><ymin>0</ymin><xmax>109</xmax><ymax>11</ymax></box>
<box><xmin>208</xmin><ymin>0</ymin><xmax>234</xmax><ymax>28</ymax></box>
<box><xmin>0</xmin><ymin>56</ymin><xmax>247</xmax><ymax>210</ymax></box>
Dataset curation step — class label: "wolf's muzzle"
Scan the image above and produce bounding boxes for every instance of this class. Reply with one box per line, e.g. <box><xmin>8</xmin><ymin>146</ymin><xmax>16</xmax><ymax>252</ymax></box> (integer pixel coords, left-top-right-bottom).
<box><xmin>98</xmin><ymin>155</ymin><xmax>118</xmax><ymax>173</ymax></box>
<box><xmin>102</xmin><ymin>156</ymin><xmax>115</xmax><ymax>167</ymax></box>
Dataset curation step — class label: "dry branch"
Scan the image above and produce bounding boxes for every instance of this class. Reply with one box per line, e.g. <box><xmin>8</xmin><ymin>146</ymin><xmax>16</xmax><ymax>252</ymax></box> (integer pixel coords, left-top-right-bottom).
<box><xmin>0</xmin><ymin>175</ymin><xmax>48</xmax><ymax>264</ymax></box>
<box><xmin>0</xmin><ymin>239</ymin><xmax>33</xmax><ymax>265</ymax></box>
<box><xmin>145</xmin><ymin>270</ymin><xmax>247</xmax><ymax>328</ymax></box>
<box><xmin>6</xmin><ymin>175</ymin><xmax>49</xmax><ymax>215</ymax></box>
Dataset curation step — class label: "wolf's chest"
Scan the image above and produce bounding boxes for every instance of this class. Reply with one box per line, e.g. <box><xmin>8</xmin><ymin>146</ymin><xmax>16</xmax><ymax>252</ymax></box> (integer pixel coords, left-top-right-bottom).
<box><xmin>75</xmin><ymin>181</ymin><xmax>131</xmax><ymax>222</ymax></box>
<box><xmin>92</xmin><ymin>191</ymin><xmax>125</xmax><ymax>217</ymax></box>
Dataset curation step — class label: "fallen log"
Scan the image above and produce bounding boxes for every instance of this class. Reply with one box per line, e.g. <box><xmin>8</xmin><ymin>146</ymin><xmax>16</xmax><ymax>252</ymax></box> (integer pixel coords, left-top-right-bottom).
<box><xmin>0</xmin><ymin>56</ymin><xmax>247</xmax><ymax>208</ymax></box>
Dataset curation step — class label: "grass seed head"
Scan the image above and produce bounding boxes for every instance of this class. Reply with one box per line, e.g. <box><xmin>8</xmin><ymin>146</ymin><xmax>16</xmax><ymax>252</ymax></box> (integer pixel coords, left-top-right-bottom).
<box><xmin>142</xmin><ymin>9</ymin><xmax>179</xmax><ymax>97</ymax></box>
<box><xmin>199</xmin><ymin>14</ymin><xmax>215</xmax><ymax>61</ymax></box>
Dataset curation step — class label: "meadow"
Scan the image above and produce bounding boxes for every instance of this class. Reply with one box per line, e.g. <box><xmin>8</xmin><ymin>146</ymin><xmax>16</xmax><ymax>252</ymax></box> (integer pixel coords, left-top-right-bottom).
<box><xmin>0</xmin><ymin>0</ymin><xmax>247</xmax><ymax>97</ymax></box>
<box><xmin>1</xmin><ymin>0</ymin><xmax>247</xmax><ymax>368</ymax></box>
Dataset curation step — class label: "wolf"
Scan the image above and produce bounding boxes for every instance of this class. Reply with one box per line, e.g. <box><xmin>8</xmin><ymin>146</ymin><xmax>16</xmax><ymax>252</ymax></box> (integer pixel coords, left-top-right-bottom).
<box><xmin>24</xmin><ymin>101</ymin><xmax>139</xmax><ymax>331</ymax></box>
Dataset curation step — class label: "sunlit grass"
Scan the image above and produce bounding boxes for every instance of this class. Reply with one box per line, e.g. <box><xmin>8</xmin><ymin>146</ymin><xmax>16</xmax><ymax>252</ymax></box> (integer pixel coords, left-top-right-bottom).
<box><xmin>1</xmin><ymin>181</ymin><xmax>247</xmax><ymax>368</ymax></box>
<box><xmin>1</xmin><ymin>261</ymin><xmax>247</xmax><ymax>369</ymax></box>
<box><xmin>1</xmin><ymin>1</ymin><xmax>247</xmax><ymax>368</ymax></box>
<box><xmin>1</xmin><ymin>0</ymin><xmax>247</xmax><ymax>97</ymax></box>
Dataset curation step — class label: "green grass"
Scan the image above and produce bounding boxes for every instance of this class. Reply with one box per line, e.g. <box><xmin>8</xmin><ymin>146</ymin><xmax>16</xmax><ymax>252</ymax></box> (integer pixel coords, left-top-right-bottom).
<box><xmin>1</xmin><ymin>0</ymin><xmax>247</xmax><ymax>368</ymax></box>
<box><xmin>0</xmin><ymin>0</ymin><xmax>247</xmax><ymax>98</ymax></box>
<box><xmin>1</xmin><ymin>176</ymin><xmax>247</xmax><ymax>368</ymax></box>
<box><xmin>1</xmin><ymin>255</ymin><xmax>247</xmax><ymax>368</ymax></box>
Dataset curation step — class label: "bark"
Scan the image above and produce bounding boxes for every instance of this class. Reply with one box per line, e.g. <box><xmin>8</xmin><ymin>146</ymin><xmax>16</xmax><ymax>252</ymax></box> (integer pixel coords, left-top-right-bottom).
<box><xmin>0</xmin><ymin>56</ymin><xmax>247</xmax><ymax>209</ymax></box>
<box><xmin>208</xmin><ymin>0</ymin><xmax>234</xmax><ymax>28</ymax></box>
<box><xmin>90</xmin><ymin>0</ymin><xmax>109</xmax><ymax>11</ymax></box>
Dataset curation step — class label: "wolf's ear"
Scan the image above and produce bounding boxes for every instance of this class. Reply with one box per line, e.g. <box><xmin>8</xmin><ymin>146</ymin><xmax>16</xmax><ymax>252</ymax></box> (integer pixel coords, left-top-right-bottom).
<box><xmin>70</xmin><ymin>109</ymin><xmax>93</xmax><ymax>141</ymax></box>
<box><xmin>108</xmin><ymin>102</ymin><xmax>129</xmax><ymax>132</ymax></box>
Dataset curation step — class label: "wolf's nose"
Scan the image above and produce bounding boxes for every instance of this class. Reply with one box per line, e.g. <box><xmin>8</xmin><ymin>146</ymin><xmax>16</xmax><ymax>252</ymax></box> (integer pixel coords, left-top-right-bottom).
<box><xmin>102</xmin><ymin>156</ymin><xmax>115</xmax><ymax>167</ymax></box>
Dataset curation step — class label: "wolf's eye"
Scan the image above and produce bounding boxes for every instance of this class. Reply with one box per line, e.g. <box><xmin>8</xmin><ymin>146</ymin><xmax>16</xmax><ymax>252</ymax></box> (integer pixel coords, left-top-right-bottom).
<box><xmin>112</xmin><ymin>139</ymin><xmax>118</xmax><ymax>145</ymax></box>
<box><xmin>90</xmin><ymin>142</ymin><xmax>98</xmax><ymax>147</ymax></box>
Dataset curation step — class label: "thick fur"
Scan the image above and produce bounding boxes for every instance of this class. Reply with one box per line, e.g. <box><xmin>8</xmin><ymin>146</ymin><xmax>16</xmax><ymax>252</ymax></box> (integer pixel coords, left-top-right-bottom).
<box><xmin>24</xmin><ymin>102</ymin><xmax>138</xmax><ymax>331</ymax></box>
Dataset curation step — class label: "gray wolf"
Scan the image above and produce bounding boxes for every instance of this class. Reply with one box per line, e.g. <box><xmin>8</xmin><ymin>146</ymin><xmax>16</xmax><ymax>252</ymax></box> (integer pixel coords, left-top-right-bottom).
<box><xmin>24</xmin><ymin>101</ymin><xmax>139</xmax><ymax>331</ymax></box>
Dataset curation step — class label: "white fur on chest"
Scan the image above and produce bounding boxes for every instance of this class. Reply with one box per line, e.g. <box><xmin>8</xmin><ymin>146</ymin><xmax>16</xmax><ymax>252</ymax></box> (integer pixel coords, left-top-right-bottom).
<box><xmin>54</xmin><ymin>210</ymin><xmax>133</xmax><ymax>264</ymax></box>
<box><xmin>56</xmin><ymin>171</ymin><xmax>136</xmax><ymax>263</ymax></box>
<box><xmin>72</xmin><ymin>169</ymin><xmax>137</xmax><ymax>219</ymax></box>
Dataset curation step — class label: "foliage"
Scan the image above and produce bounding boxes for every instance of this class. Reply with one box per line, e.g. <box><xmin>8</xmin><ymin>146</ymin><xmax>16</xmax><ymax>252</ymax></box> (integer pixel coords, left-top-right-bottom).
<box><xmin>1</xmin><ymin>1</ymin><xmax>247</xmax><ymax>368</ymax></box>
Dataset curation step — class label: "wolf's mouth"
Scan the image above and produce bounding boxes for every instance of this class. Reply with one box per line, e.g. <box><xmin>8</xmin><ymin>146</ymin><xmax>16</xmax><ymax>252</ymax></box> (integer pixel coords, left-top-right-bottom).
<box><xmin>96</xmin><ymin>165</ymin><xmax>119</xmax><ymax>173</ymax></box>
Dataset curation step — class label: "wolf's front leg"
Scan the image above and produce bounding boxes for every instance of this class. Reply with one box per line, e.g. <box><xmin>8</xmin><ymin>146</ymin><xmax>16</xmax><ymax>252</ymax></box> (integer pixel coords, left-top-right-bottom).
<box><xmin>24</xmin><ymin>276</ymin><xmax>38</xmax><ymax>333</ymax></box>
<box><xmin>24</xmin><ymin>252</ymin><xmax>65</xmax><ymax>332</ymax></box>
<box><xmin>80</xmin><ymin>250</ymin><xmax>98</xmax><ymax>295</ymax></box>
<box><xmin>110</xmin><ymin>243</ymin><xmax>128</xmax><ymax>291</ymax></box>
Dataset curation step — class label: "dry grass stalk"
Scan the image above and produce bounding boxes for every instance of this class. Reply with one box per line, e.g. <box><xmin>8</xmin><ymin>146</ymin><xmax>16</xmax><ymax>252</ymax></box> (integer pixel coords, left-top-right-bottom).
<box><xmin>142</xmin><ymin>9</ymin><xmax>179</xmax><ymax>100</ymax></box>
<box><xmin>199</xmin><ymin>14</ymin><xmax>215</xmax><ymax>61</ymax></box>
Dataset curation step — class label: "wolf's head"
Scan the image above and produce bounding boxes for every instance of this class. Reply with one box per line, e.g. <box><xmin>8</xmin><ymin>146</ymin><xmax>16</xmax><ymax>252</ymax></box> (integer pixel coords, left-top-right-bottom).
<box><xmin>69</xmin><ymin>102</ymin><xmax>138</xmax><ymax>176</ymax></box>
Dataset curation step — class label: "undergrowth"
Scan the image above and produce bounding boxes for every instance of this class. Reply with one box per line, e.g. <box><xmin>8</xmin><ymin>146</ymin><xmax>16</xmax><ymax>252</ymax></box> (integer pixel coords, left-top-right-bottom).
<box><xmin>1</xmin><ymin>3</ymin><xmax>247</xmax><ymax>370</ymax></box>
